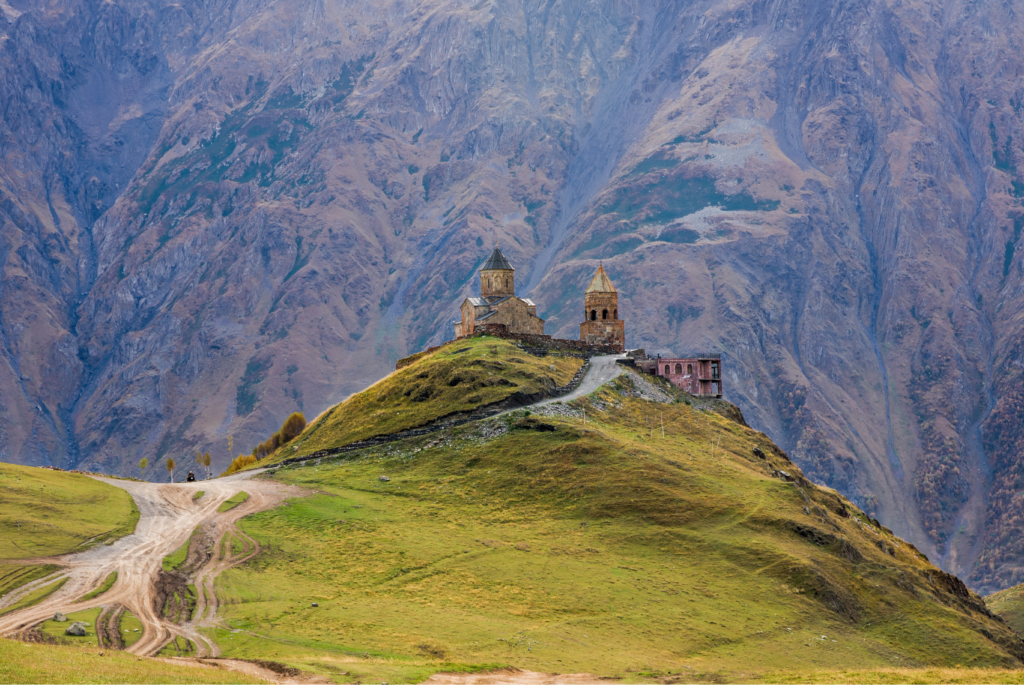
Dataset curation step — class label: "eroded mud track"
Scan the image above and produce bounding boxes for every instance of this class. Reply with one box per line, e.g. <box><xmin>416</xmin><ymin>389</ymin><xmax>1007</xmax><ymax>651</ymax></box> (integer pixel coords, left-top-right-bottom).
<box><xmin>0</xmin><ymin>470</ymin><xmax>302</xmax><ymax>657</ymax></box>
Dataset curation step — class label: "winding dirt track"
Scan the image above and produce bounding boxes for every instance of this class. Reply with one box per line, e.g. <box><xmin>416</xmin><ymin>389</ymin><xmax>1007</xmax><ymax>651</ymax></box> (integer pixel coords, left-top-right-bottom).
<box><xmin>0</xmin><ymin>470</ymin><xmax>301</xmax><ymax>657</ymax></box>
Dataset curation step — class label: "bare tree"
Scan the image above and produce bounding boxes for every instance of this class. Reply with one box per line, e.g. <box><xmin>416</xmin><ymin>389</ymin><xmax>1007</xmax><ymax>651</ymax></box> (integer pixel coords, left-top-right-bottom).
<box><xmin>166</xmin><ymin>458</ymin><xmax>176</xmax><ymax>483</ymax></box>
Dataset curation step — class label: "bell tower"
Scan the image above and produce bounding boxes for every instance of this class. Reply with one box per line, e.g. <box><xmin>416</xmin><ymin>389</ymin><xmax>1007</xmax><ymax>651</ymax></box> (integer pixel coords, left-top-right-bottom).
<box><xmin>580</xmin><ymin>264</ymin><xmax>625</xmax><ymax>351</ymax></box>
<box><xmin>480</xmin><ymin>246</ymin><xmax>515</xmax><ymax>300</ymax></box>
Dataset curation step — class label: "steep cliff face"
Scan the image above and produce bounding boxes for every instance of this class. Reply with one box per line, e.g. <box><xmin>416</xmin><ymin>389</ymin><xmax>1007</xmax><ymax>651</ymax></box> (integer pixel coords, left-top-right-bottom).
<box><xmin>1</xmin><ymin>0</ymin><xmax>1023</xmax><ymax>590</ymax></box>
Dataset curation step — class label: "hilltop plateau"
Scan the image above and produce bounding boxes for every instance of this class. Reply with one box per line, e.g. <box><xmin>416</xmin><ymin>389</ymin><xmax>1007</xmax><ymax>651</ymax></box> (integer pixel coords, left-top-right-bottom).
<box><xmin>3</xmin><ymin>0</ymin><xmax>1024</xmax><ymax>595</ymax></box>
<box><xmin>4</xmin><ymin>338</ymin><xmax>1024</xmax><ymax>684</ymax></box>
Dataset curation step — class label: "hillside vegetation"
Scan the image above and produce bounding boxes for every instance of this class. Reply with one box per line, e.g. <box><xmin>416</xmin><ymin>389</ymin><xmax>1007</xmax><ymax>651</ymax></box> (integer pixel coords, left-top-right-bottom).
<box><xmin>987</xmin><ymin>584</ymin><xmax>1024</xmax><ymax>636</ymax></box>
<box><xmin>258</xmin><ymin>336</ymin><xmax>583</xmax><ymax>465</ymax></box>
<box><xmin>0</xmin><ymin>465</ymin><xmax>139</xmax><ymax>602</ymax></box>
<box><xmin>207</xmin><ymin>367</ymin><xmax>1023</xmax><ymax>684</ymax></box>
<box><xmin>0</xmin><ymin>637</ymin><xmax>264</xmax><ymax>684</ymax></box>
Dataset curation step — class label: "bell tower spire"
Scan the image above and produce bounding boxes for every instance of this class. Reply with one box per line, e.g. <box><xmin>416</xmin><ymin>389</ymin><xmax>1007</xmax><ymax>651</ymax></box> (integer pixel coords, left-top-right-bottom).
<box><xmin>480</xmin><ymin>246</ymin><xmax>515</xmax><ymax>299</ymax></box>
<box><xmin>580</xmin><ymin>264</ymin><xmax>625</xmax><ymax>351</ymax></box>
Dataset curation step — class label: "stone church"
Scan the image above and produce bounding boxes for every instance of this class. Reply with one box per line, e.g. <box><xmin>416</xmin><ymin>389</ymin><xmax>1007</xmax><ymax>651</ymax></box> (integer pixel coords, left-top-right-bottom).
<box><xmin>454</xmin><ymin>248</ymin><xmax>626</xmax><ymax>353</ymax></box>
<box><xmin>453</xmin><ymin>247</ymin><xmax>545</xmax><ymax>338</ymax></box>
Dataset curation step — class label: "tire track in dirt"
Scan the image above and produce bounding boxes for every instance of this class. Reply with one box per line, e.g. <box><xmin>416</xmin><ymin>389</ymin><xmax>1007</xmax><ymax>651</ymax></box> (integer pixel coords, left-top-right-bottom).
<box><xmin>0</xmin><ymin>470</ymin><xmax>303</xmax><ymax>658</ymax></box>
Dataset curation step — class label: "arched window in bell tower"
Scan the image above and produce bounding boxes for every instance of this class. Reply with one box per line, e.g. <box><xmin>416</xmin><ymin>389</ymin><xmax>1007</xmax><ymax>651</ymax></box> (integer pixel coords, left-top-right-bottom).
<box><xmin>590</xmin><ymin>310</ymin><xmax>597</xmax><ymax>321</ymax></box>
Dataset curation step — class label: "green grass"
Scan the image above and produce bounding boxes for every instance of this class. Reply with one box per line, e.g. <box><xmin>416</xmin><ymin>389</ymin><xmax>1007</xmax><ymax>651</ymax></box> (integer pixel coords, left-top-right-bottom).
<box><xmin>260</xmin><ymin>336</ymin><xmax>583</xmax><ymax>465</ymax></box>
<box><xmin>0</xmin><ymin>577</ymin><xmax>67</xmax><ymax>617</ymax></box>
<box><xmin>158</xmin><ymin>635</ymin><xmax>197</xmax><ymax>657</ymax></box>
<box><xmin>987</xmin><ymin>583</ymin><xmax>1024</xmax><ymax>635</ymax></box>
<box><xmin>120</xmin><ymin>609</ymin><xmax>144</xmax><ymax>648</ymax></box>
<box><xmin>0</xmin><ymin>463</ymin><xmax>139</xmax><ymax>561</ymax></box>
<box><xmin>162</xmin><ymin>527</ymin><xmax>201</xmax><ymax>572</ymax></box>
<box><xmin>193</xmin><ymin>490</ymin><xmax>205</xmax><ymax>501</ymax></box>
<box><xmin>207</xmin><ymin>373</ymin><xmax>1022</xmax><ymax>683</ymax></box>
<box><xmin>36</xmin><ymin>607</ymin><xmax>148</xmax><ymax>651</ymax></box>
<box><xmin>0</xmin><ymin>636</ymin><xmax>265</xmax><ymax>683</ymax></box>
<box><xmin>79</xmin><ymin>571</ymin><xmax>117</xmax><ymax>601</ymax></box>
<box><xmin>219</xmin><ymin>491</ymin><xmax>250</xmax><ymax>512</ymax></box>
<box><xmin>38</xmin><ymin>607</ymin><xmax>102</xmax><ymax>644</ymax></box>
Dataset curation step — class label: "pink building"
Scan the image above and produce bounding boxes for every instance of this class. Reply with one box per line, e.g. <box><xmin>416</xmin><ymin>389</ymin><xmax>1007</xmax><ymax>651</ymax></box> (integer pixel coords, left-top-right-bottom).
<box><xmin>636</xmin><ymin>354</ymin><xmax>722</xmax><ymax>398</ymax></box>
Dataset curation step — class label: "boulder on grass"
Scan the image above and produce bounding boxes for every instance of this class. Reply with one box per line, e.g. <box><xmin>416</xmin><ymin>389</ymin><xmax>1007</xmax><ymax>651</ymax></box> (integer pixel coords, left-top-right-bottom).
<box><xmin>65</xmin><ymin>622</ymin><xmax>86</xmax><ymax>637</ymax></box>
<box><xmin>53</xmin><ymin>612</ymin><xmax>67</xmax><ymax>622</ymax></box>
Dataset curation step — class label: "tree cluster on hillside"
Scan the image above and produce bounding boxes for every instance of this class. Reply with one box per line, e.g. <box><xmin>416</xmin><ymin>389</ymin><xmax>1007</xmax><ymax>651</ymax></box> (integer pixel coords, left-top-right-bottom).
<box><xmin>223</xmin><ymin>412</ymin><xmax>306</xmax><ymax>475</ymax></box>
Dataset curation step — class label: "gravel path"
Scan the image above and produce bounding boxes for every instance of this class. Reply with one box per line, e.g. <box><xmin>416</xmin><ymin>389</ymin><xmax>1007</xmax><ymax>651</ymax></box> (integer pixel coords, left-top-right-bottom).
<box><xmin>534</xmin><ymin>354</ymin><xmax>625</xmax><ymax>406</ymax></box>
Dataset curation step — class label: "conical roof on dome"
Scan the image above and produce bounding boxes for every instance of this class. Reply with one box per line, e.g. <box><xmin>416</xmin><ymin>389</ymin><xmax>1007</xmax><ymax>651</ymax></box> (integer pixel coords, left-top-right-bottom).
<box><xmin>586</xmin><ymin>264</ymin><xmax>617</xmax><ymax>293</ymax></box>
<box><xmin>481</xmin><ymin>247</ymin><xmax>514</xmax><ymax>271</ymax></box>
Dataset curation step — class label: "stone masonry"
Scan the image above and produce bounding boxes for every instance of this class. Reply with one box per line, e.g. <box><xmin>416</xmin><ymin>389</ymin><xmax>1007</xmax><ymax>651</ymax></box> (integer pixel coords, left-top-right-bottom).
<box><xmin>579</xmin><ymin>264</ymin><xmax>625</xmax><ymax>352</ymax></box>
<box><xmin>454</xmin><ymin>247</ymin><xmax>545</xmax><ymax>338</ymax></box>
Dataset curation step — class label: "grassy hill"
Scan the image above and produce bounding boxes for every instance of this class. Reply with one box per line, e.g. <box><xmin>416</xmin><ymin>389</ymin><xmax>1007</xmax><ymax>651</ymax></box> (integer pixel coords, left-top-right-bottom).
<box><xmin>0</xmin><ymin>464</ymin><xmax>139</xmax><ymax>602</ymax></box>
<box><xmin>0</xmin><ymin>637</ymin><xmax>264</xmax><ymax>684</ymax></box>
<box><xmin>988</xmin><ymin>584</ymin><xmax>1024</xmax><ymax>636</ymax></box>
<box><xmin>205</xmin><ymin>361</ymin><xmax>1024</xmax><ymax>683</ymax></box>
<box><xmin>257</xmin><ymin>336</ymin><xmax>583</xmax><ymax>465</ymax></box>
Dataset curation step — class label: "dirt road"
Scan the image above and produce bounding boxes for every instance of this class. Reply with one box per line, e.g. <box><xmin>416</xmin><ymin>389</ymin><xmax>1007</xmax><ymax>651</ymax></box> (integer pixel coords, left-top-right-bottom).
<box><xmin>0</xmin><ymin>470</ymin><xmax>301</xmax><ymax>657</ymax></box>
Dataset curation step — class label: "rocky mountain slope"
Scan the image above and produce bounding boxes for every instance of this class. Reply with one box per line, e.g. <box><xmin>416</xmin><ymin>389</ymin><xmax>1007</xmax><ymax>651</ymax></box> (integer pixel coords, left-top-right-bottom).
<box><xmin>1</xmin><ymin>0</ymin><xmax>1024</xmax><ymax>592</ymax></box>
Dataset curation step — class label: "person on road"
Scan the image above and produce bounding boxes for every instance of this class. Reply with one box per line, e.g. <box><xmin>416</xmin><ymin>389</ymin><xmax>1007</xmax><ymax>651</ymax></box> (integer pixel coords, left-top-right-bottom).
<box><xmin>186</xmin><ymin>471</ymin><xmax>196</xmax><ymax>482</ymax></box>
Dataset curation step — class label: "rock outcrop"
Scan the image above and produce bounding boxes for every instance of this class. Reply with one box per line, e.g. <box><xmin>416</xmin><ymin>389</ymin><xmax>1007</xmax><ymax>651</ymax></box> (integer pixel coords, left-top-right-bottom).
<box><xmin>0</xmin><ymin>0</ymin><xmax>1023</xmax><ymax>592</ymax></box>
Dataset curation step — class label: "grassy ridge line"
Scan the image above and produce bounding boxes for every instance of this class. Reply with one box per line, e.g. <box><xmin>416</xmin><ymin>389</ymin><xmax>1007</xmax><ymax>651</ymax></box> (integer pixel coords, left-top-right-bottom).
<box><xmin>257</xmin><ymin>337</ymin><xmax>585</xmax><ymax>467</ymax></box>
<box><xmin>208</xmin><ymin>371</ymin><xmax>1024</xmax><ymax>683</ymax></box>
<box><xmin>0</xmin><ymin>463</ymin><xmax>139</xmax><ymax>561</ymax></box>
